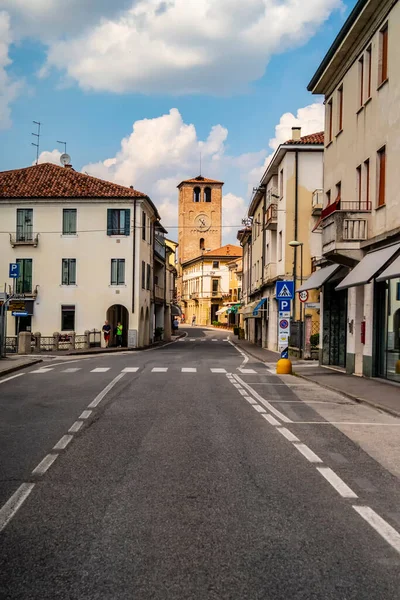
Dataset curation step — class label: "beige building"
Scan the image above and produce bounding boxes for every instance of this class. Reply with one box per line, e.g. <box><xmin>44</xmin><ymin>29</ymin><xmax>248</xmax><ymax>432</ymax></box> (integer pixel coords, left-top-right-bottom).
<box><xmin>238</xmin><ymin>129</ymin><xmax>324</xmax><ymax>352</ymax></box>
<box><xmin>0</xmin><ymin>162</ymin><xmax>170</xmax><ymax>348</ymax></box>
<box><xmin>306</xmin><ymin>0</ymin><xmax>400</xmax><ymax>381</ymax></box>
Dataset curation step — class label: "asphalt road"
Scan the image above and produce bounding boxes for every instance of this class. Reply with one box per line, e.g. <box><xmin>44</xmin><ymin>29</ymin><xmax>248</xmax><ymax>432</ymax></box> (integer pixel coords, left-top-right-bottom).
<box><xmin>0</xmin><ymin>326</ymin><xmax>400</xmax><ymax>599</ymax></box>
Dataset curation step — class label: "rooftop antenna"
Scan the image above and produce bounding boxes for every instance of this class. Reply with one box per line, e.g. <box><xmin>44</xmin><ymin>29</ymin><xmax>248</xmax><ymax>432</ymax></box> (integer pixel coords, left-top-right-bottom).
<box><xmin>31</xmin><ymin>121</ymin><xmax>41</xmax><ymax>165</ymax></box>
<box><xmin>57</xmin><ymin>140</ymin><xmax>67</xmax><ymax>154</ymax></box>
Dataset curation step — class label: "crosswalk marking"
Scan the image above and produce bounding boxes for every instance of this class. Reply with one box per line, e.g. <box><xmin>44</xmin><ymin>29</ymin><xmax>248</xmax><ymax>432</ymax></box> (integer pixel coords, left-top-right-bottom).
<box><xmin>31</xmin><ymin>368</ymin><xmax>54</xmax><ymax>374</ymax></box>
<box><xmin>29</xmin><ymin>365</ymin><xmax>270</xmax><ymax>375</ymax></box>
<box><xmin>189</xmin><ymin>338</ymin><xmax>196</xmax><ymax>341</ymax></box>
<box><xmin>152</xmin><ymin>367</ymin><xmax>168</xmax><ymax>372</ymax></box>
<box><xmin>62</xmin><ymin>368</ymin><xmax>81</xmax><ymax>373</ymax></box>
<box><xmin>90</xmin><ymin>368</ymin><xmax>110</xmax><ymax>373</ymax></box>
<box><xmin>182</xmin><ymin>367</ymin><xmax>197</xmax><ymax>373</ymax></box>
<box><xmin>210</xmin><ymin>368</ymin><xmax>227</xmax><ymax>373</ymax></box>
<box><xmin>121</xmin><ymin>367</ymin><xmax>139</xmax><ymax>373</ymax></box>
<box><xmin>239</xmin><ymin>368</ymin><xmax>257</xmax><ymax>374</ymax></box>
<box><xmin>178</xmin><ymin>338</ymin><xmax>185</xmax><ymax>342</ymax></box>
<box><xmin>212</xmin><ymin>339</ymin><xmax>218</xmax><ymax>342</ymax></box>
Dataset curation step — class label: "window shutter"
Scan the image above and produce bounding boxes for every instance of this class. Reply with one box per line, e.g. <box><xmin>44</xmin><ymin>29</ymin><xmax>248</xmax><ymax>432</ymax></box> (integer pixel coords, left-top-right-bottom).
<box><xmin>107</xmin><ymin>209</ymin><xmax>113</xmax><ymax>236</ymax></box>
<box><xmin>124</xmin><ymin>209</ymin><xmax>130</xmax><ymax>236</ymax></box>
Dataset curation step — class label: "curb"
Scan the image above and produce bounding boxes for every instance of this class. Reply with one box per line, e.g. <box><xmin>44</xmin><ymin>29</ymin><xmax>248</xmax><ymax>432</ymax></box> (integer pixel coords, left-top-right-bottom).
<box><xmin>229</xmin><ymin>338</ymin><xmax>281</xmax><ymax>365</ymax></box>
<box><xmin>294</xmin><ymin>370</ymin><xmax>400</xmax><ymax>419</ymax></box>
<box><xmin>0</xmin><ymin>358</ymin><xmax>43</xmax><ymax>378</ymax></box>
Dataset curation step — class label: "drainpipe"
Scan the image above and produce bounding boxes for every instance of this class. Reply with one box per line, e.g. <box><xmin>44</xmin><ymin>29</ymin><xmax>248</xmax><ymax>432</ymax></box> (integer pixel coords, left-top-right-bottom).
<box><xmin>132</xmin><ymin>197</ymin><xmax>137</xmax><ymax>313</ymax></box>
<box><xmin>261</xmin><ymin>190</ymin><xmax>267</xmax><ymax>285</ymax></box>
<box><xmin>293</xmin><ymin>150</ymin><xmax>299</xmax><ymax>322</ymax></box>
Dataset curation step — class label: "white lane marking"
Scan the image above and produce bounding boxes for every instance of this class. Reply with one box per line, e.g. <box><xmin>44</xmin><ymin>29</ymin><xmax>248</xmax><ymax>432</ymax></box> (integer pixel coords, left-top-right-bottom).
<box><xmin>290</xmin><ymin>422</ymin><xmax>400</xmax><ymax>426</ymax></box>
<box><xmin>294</xmin><ymin>443</ymin><xmax>323</xmax><ymax>464</ymax></box>
<box><xmin>238</xmin><ymin>389</ymin><xmax>247</xmax><ymax>396</ymax></box>
<box><xmin>121</xmin><ymin>367</ymin><xmax>139</xmax><ymax>372</ymax></box>
<box><xmin>210</xmin><ymin>368</ymin><xmax>227</xmax><ymax>373</ymax></box>
<box><xmin>244</xmin><ymin>396</ymin><xmax>258</xmax><ymax>405</ymax></box>
<box><xmin>152</xmin><ymin>367</ymin><xmax>168</xmax><ymax>372</ymax></box>
<box><xmin>239</xmin><ymin>368</ymin><xmax>257</xmax><ymax>374</ymax></box>
<box><xmin>68</xmin><ymin>420</ymin><xmax>84</xmax><ymax>433</ymax></box>
<box><xmin>30</xmin><ymin>368</ymin><xmax>54</xmax><ymax>374</ymax></box>
<box><xmin>91</xmin><ymin>367</ymin><xmax>110</xmax><ymax>373</ymax></box>
<box><xmin>0</xmin><ymin>373</ymin><xmax>25</xmax><ymax>385</ymax></box>
<box><xmin>0</xmin><ymin>483</ymin><xmax>35</xmax><ymax>534</ymax></box>
<box><xmin>189</xmin><ymin>338</ymin><xmax>196</xmax><ymax>342</ymax></box>
<box><xmin>353</xmin><ymin>506</ymin><xmax>400</xmax><ymax>555</ymax></box>
<box><xmin>233</xmin><ymin>383</ymin><xmax>242</xmax><ymax>389</ymax></box>
<box><xmin>233</xmin><ymin>374</ymin><xmax>292</xmax><ymax>423</ymax></box>
<box><xmin>182</xmin><ymin>368</ymin><xmax>197</xmax><ymax>373</ymax></box>
<box><xmin>277</xmin><ymin>427</ymin><xmax>300</xmax><ymax>442</ymax></box>
<box><xmin>178</xmin><ymin>338</ymin><xmax>185</xmax><ymax>342</ymax></box>
<box><xmin>53</xmin><ymin>434</ymin><xmax>73</xmax><ymax>450</ymax></box>
<box><xmin>79</xmin><ymin>410</ymin><xmax>92</xmax><ymax>420</ymax></box>
<box><xmin>201</xmin><ymin>339</ymin><xmax>206</xmax><ymax>342</ymax></box>
<box><xmin>253</xmin><ymin>405</ymin><xmax>266</xmax><ymax>413</ymax></box>
<box><xmin>32</xmin><ymin>453</ymin><xmax>58</xmax><ymax>475</ymax></box>
<box><xmin>212</xmin><ymin>339</ymin><xmax>218</xmax><ymax>342</ymax></box>
<box><xmin>228</xmin><ymin>339</ymin><xmax>249</xmax><ymax>367</ymax></box>
<box><xmin>263</xmin><ymin>414</ymin><xmax>281</xmax><ymax>426</ymax></box>
<box><xmin>87</xmin><ymin>372</ymin><xmax>126</xmax><ymax>408</ymax></box>
<box><xmin>317</xmin><ymin>467</ymin><xmax>358</xmax><ymax>499</ymax></box>
<box><xmin>62</xmin><ymin>368</ymin><xmax>81</xmax><ymax>373</ymax></box>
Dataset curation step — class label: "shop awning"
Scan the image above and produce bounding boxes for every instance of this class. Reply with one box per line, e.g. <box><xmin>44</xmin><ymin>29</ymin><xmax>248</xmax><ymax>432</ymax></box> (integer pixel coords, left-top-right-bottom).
<box><xmin>238</xmin><ymin>301</ymin><xmax>259</xmax><ymax>317</ymax></box>
<box><xmin>171</xmin><ymin>304</ymin><xmax>182</xmax><ymax>317</ymax></box>
<box><xmin>227</xmin><ymin>303</ymin><xmax>241</xmax><ymax>314</ymax></box>
<box><xmin>376</xmin><ymin>254</ymin><xmax>400</xmax><ymax>281</ymax></box>
<box><xmin>297</xmin><ymin>264</ymin><xmax>341</xmax><ymax>292</ymax></box>
<box><xmin>253</xmin><ymin>298</ymin><xmax>268</xmax><ymax>316</ymax></box>
<box><xmin>336</xmin><ymin>243</ymin><xmax>400</xmax><ymax>291</ymax></box>
<box><xmin>216</xmin><ymin>307</ymin><xmax>229</xmax><ymax>316</ymax></box>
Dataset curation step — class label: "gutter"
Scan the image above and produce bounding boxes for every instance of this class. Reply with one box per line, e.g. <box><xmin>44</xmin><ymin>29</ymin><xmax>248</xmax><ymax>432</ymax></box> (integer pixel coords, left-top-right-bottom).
<box><xmin>292</xmin><ymin>150</ymin><xmax>299</xmax><ymax>320</ymax></box>
<box><xmin>132</xmin><ymin>197</ymin><xmax>136</xmax><ymax>313</ymax></box>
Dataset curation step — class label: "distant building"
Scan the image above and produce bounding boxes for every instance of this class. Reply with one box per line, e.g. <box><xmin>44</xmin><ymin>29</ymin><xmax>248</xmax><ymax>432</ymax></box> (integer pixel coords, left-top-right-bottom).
<box><xmin>307</xmin><ymin>0</ymin><xmax>400</xmax><ymax>381</ymax></box>
<box><xmin>0</xmin><ymin>162</ymin><xmax>172</xmax><ymax>347</ymax></box>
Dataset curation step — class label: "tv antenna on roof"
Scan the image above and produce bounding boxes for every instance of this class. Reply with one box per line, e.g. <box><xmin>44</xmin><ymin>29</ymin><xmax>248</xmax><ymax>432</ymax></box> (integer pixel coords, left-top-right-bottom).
<box><xmin>31</xmin><ymin>121</ymin><xmax>41</xmax><ymax>165</ymax></box>
<box><xmin>57</xmin><ymin>140</ymin><xmax>67</xmax><ymax>154</ymax></box>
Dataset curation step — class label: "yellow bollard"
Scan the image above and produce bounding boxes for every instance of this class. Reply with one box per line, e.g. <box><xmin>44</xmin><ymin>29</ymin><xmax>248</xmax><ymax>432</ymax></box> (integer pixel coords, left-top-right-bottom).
<box><xmin>276</xmin><ymin>359</ymin><xmax>293</xmax><ymax>375</ymax></box>
<box><xmin>396</xmin><ymin>360</ymin><xmax>400</xmax><ymax>374</ymax></box>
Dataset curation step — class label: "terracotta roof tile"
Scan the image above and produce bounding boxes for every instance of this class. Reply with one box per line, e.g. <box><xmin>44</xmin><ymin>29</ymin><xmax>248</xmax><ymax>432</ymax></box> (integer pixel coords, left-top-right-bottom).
<box><xmin>204</xmin><ymin>244</ymin><xmax>242</xmax><ymax>257</ymax></box>
<box><xmin>177</xmin><ymin>175</ymin><xmax>224</xmax><ymax>187</ymax></box>
<box><xmin>283</xmin><ymin>131</ymin><xmax>324</xmax><ymax>145</ymax></box>
<box><xmin>0</xmin><ymin>163</ymin><xmax>147</xmax><ymax>199</ymax></box>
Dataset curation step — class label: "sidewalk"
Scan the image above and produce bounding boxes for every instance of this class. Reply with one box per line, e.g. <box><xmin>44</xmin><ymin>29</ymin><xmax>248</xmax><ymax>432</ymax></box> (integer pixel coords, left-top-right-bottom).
<box><xmin>232</xmin><ymin>337</ymin><xmax>312</xmax><ymax>365</ymax></box>
<box><xmin>0</xmin><ymin>355</ymin><xmax>43</xmax><ymax>378</ymax></box>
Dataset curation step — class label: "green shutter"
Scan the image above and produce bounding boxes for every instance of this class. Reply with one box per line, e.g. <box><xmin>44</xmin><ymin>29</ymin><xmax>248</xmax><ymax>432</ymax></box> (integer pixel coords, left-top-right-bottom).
<box><xmin>124</xmin><ymin>209</ymin><xmax>130</xmax><ymax>236</ymax></box>
<box><xmin>107</xmin><ymin>209</ymin><xmax>113</xmax><ymax>236</ymax></box>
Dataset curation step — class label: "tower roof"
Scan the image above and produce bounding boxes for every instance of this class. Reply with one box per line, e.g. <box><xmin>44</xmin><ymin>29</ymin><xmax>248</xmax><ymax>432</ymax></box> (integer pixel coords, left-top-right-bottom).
<box><xmin>177</xmin><ymin>175</ymin><xmax>224</xmax><ymax>188</ymax></box>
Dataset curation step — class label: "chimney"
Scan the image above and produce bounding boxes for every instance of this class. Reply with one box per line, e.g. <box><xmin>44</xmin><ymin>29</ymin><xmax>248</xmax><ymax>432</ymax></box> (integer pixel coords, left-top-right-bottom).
<box><xmin>292</xmin><ymin>127</ymin><xmax>301</xmax><ymax>141</ymax></box>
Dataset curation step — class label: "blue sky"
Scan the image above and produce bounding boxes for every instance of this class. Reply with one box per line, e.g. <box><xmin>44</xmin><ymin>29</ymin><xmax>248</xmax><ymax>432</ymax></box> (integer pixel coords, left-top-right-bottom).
<box><xmin>0</xmin><ymin>0</ymin><xmax>358</xmax><ymax>241</ymax></box>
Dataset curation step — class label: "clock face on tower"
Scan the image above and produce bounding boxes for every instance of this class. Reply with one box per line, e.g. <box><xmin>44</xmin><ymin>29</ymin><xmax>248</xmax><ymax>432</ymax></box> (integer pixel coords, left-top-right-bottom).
<box><xmin>194</xmin><ymin>214</ymin><xmax>211</xmax><ymax>232</ymax></box>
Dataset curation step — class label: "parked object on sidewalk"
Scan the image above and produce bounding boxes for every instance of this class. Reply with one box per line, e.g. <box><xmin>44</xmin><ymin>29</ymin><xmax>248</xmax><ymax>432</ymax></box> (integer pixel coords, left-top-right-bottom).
<box><xmin>276</xmin><ymin>358</ymin><xmax>293</xmax><ymax>375</ymax></box>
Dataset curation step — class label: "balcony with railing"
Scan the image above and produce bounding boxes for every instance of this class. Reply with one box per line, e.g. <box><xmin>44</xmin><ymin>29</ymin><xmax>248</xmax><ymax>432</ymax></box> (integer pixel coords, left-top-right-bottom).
<box><xmin>10</xmin><ymin>232</ymin><xmax>39</xmax><ymax>247</ymax></box>
<box><xmin>321</xmin><ymin>199</ymin><xmax>371</xmax><ymax>265</ymax></box>
<box><xmin>154</xmin><ymin>284</ymin><xmax>165</xmax><ymax>302</ymax></box>
<box><xmin>312</xmin><ymin>189</ymin><xmax>323</xmax><ymax>215</ymax></box>
<box><xmin>263</xmin><ymin>262</ymin><xmax>277</xmax><ymax>283</ymax></box>
<box><xmin>154</xmin><ymin>234</ymin><xmax>166</xmax><ymax>260</ymax></box>
<box><xmin>264</xmin><ymin>203</ymin><xmax>277</xmax><ymax>231</ymax></box>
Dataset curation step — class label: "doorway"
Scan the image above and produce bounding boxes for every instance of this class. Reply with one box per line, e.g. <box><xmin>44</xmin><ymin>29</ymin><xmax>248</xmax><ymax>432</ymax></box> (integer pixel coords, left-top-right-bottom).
<box><xmin>106</xmin><ymin>304</ymin><xmax>129</xmax><ymax>347</ymax></box>
<box><xmin>322</xmin><ymin>281</ymin><xmax>347</xmax><ymax>368</ymax></box>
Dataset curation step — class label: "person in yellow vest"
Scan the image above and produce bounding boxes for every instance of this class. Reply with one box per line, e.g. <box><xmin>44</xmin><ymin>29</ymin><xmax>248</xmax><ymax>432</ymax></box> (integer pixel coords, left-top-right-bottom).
<box><xmin>116</xmin><ymin>322</ymin><xmax>123</xmax><ymax>347</ymax></box>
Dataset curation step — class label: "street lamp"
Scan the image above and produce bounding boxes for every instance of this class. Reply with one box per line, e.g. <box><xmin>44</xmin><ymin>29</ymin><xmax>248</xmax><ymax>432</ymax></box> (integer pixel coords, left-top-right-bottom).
<box><xmin>288</xmin><ymin>240</ymin><xmax>304</xmax><ymax>358</ymax></box>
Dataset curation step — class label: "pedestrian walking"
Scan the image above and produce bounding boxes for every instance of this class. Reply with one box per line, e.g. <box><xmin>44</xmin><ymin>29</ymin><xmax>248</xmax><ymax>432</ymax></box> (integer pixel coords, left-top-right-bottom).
<box><xmin>102</xmin><ymin>320</ymin><xmax>111</xmax><ymax>348</ymax></box>
<box><xmin>191</xmin><ymin>315</ymin><xmax>196</xmax><ymax>326</ymax></box>
<box><xmin>172</xmin><ymin>318</ymin><xmax>179</xmax><ymax>334</ymax></box>
<box><xmin>116</xmin><ymin>321</ymin><xmax>123</xmax><ymax>347</ymax></box>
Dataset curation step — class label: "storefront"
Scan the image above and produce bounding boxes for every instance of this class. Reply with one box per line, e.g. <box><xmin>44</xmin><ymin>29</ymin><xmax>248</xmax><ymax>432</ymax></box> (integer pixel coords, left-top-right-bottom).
<box><xmin>239</xmin><ymin>299</ymin><xmax>267</xmax><ymax>346</ymax></box>
<box><xmin>375</xmin><ymin>255</ymin><xmax>400</xmax><ymax>383</ymax></box>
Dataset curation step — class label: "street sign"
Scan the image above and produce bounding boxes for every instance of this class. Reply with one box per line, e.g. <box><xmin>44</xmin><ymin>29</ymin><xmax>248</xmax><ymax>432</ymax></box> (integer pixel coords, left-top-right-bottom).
<box><xmin>279</xmin><ymin>311</ymin><xmax>291</xmax><ymax>319</ymax></box>
<box><xmin>299</xmin><ymin>290</ymin><xmax>309</xmax><ymax>303</ymax></box>
<box><xmin>278</xmin><ymin>299</ymin><xmax>291</xmax><ymax>313</ymax></box>
<box><xmin>281</xmin><ymin>348</ymin><xmax>289</xmax><ymax>359</ymax></box>
<box><xmin>9</xmin><ymin>263</ymin><xmax>20</xmax><ymax>279</ymax></box>
<box><xmin>279</xmin><ymin>319</ymin><xmax>289</xmax><ymax>330</ymax></box>
<box><xmin>305</xmin><ymin>302</ymin><xmax>321</xmax><ymax>309</ymax></box>
<box><xmin>276</xmin><ymin>281</ymin><xmax>294</xmax><ymax>300</ymax></box>
<box><xmin>12</xmin><ymin>311</ymin><xmax>28</xmax><ymax>317</ymax></box>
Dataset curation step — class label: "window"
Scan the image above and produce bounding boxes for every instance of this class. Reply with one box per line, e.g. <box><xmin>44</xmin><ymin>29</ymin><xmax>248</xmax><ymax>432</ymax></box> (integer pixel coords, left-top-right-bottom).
<box><xmin>366</xmin><ymin>46</ymin><xmax>372</xmax><ymax>98</ymax></box>
<box><xmin>142</xmin><ymin>211</ymin><xmax>146</xmax><ymax>241</ymax></box>
<box><xmin>146</xmin><ymin>264</ymin><xmax>151</xmax><ymax>290</ymax></box>
<box><xmin>327</xmin><ymin>99</ymin><xmax>333</xmax><ymax>142</ymax></box>
<box><xmin>377</xmin><ymin>146</ymin><xmax>386</xmax><ymax>207</ymax></box>
<box><xmin>63</xmin><ymin>209</ymin><xmax>77</xmax><ymax>235</ymax></box>
<box><xmin>204</xmin><ymin>187</ymin><xmax>211</xmax><ymax>202</ymax></box>
<box><xmin>364</xmin><ymin>159</ymin><xmax>370</xmax><ymax>206</ymax></box>
<box><xmin>359</xmin><ymin>56</ymin><xmax>364</xmax><ymax>107</ymax></box>
<box><xmin>200</xmin><ymin>238</ymin><xmax>205</xmax><ymax>250</ymax></box>
<box><xmin>16</xmin><ymin>208</ymin><xmax>33</xmax><ymax>242</ymax></box>
<box><xmin>379</xmin><ymin>24</ymin><xmax>388</xmax><ymax>85</ymax></box>
<box><xmin>279</xmin><ymin>170</ymin><xmax>284</xmax><ymax>198</ymax></box>
<box><xmin>278</xmin><ymin>231</ymin><xmax>282</xmax><ymax>261</ymax></box>
<box><xmin>141</xmin><ymin>261</ymin><xmax>146</xmax><ymax>289</ymax></box>
<box><xmin>212</xmin><ymin>279</ymin><xmax>219</xmax><ymax>296</ymax></box>
<box><xmin>111</xmin><ymin>259</ymin><xmax>125</xmax><ymax>285</ymax></box>
<box><xmin>335</xmin><ymin>182</ymin><xmax>341</xmax><ymax>205</ymax></box>
<box><xmin>338</xmin><ymin>85</ymin><xmax>343</xmax><ymax>131</ymax></box>
<box><xmin>193</xmin><ymin>187</ymin><xmax>200</xmax><ymax>203</ymax></box>
<box><xmin>356</xmin><ymin>165</ymin><xmax>362</xmax><ymax>207</ymax></box>
<box><xmin>265</xmin><ymin>243</ymin><xmax>269</xmax><ymax>264</ymax></box>
<box><xmin>61</xmin><ymin>305</ymin><xmax>75</xmax><ymax>331</ymax></box>
<box><xmin>212</xmin><ymin>260</ymin><xmax>219</xmax><ymax>269</ymax></box>
<box><xmin>62</xmin><ymin>258</ymin><xmax>76</xmax><ymax>285</ymax></box>
<box><xmin>16</xmin><ymin>258</ymin><xmax>32</xmax><ymax>294</ymax></box>
<box><xmin>326</xmin><ymin>190</ymin><xmax>331</xmax><ymax>206</ymax></box>
<box><xmin>107</xmin><ymin>209</ymin><xmax>130</xmax><ymax>236</ymax></box>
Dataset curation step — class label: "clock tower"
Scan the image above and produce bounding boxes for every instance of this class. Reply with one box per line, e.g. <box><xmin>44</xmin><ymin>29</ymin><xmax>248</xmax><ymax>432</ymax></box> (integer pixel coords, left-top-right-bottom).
<box><xmin>177</xmin><ymin>175</ymin><xmax>224</xmax><ymax>265</ymax></box>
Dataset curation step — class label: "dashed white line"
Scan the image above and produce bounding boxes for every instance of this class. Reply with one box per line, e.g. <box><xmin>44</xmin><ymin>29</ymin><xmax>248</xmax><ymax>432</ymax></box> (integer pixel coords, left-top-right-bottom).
<box><xmin>0</xmin><ymin>483</ymin><xmax>35</xmax><ymax>534</ymax></box>
<box><xmin>68</xmin><ymin>420</ymin><xmax>84</xmax><ymax>433</ymax></box>
<box><xmin>182</xmin><ymin>368</ymin><xmax>197</xmax><ymax>373</ymax></box>
<box><xmin>239</xmin><ymin>368</ymin><xmax>257</xmax><ymax>374</ymax></box>
<box><xmin>62</xmin><ymin>368</ymin><xmax>81</xmax><ymax>373</ymax></box>
<box><xmin>233</xmin><ymin>383</ymin><xmax>242</xmax><ymax>389</ymax></box>
<box><xmin>152</xmin><ymin>367</ymin><xmax>168</xmax><ymax>372</ymax></box>
<box><xmin>79</xmin><ymin>410</ymin><xmax>92</xmax><ymax>420</ymax></box>
<box><xmin>212</xmin><ymin>339</ymin><xmax>218</xmax><ymax>342</ymax></box>
<box><xmin>189</xmin><ymin>338</ymin><xmax>196</xmax><ymax>342</ymax></box>
<box><xmin>0</xmin><ymin>373</ymin><xmax>25</xmax><ymax>385</ymax></box>
<box><xmin>30</xmin><ymin>368</ymin><xmax>54</xmax><ymax>374</ymax></box>
<box><xmin>53</xmin><ymin>434</ymin><xmax>73</xmax><ymax>450</ymax></box>
<box><xmin>244</xmin><ymin>396</ymin><xmax>258</xmax><ymax>405</ymax></box>
<box><xmin>294</xmin><ymin>443</ymin><xmax>323</xmax><ymax>464</ymax></box>
<box><xmin>317</xmin><ymin>467</ymin><xmax>358</xmax><ymax>499</ymax></box>
<box><xmin>233</xmin><ymin>374</ymin><xmax>292</xmax><ymax>423</ymax></box>
<box><xmin>262</xmin><ymin>414</ymin><xmax>281</xmax><ymax>426</ymax></box>
<box><xmin>88</xmin><ymin>372</ymin><xmax>126</xmax><ymax>408</ymax></box>
<box><xmin>121</xmin><ymin>367</ymin><xmax>139</xmax><ymax>372</ymax></box>
<box><xmin>253</xmin><ymin>405</ymin><xmax>267</xmax><ymax>413</ymax></box>
<box><xmin>90</xmin><ymin>367</ymin><xmax>110</xmax><ymax>373</ymax></box>
<box><xmin>277</xmin><ymin>427</ymin><xmax>300</xmax><ymax>442</ymax></box>
<box><xmin>211</xmin><ymin>368</ymin><xmax>227</xmax><ymax>373</ymax></box>
<box><xmin>32</xmin><ymin>453</ymin><xmax>58</xmax><ymax>475</ymax></box>
<box><xmin>353</xmin><ymin>506</ymin><xmax>400</xmax><ymax>555</ymax></box>
<box><xmin>238</xmin><ymin>389</ymin><xmax>247</xmax><ymax>396</ymax></box>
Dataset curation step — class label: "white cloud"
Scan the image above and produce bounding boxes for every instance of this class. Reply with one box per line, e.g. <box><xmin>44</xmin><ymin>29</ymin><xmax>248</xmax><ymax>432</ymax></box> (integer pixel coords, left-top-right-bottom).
<box><xmin>10</xmin><ymin>0</ymin><xmax>343</xmax><ymax>95</ymax></box>
<box><xmin>222</xmin><ymin>193</ymin><xmax>248</xmax><ymax>242</ymax></box>
<box><xmin>0</xmin><ymin>11</ymin><xmax>23</xmax><ymax>129</ymax></box>
<box><xmin>35</xmin><ymin>148</ymin><xmax>62</xmax><ymax>165</ymax></box>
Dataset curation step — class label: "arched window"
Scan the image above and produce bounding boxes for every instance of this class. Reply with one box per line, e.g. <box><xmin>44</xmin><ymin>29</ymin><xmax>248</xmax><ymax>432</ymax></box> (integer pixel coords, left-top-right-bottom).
<box><xmin>193</xmin><ymin>187</ymin><xmax>201</xmax><ymax>202</ymax></box>
<box><xmin>204</xmin><ymin>187</ymin><xmax>212</xmax><ymax>202</ymax></box>
<box><xmin>199</xmin><ymin>238</ymin><xmax>205</xmax><ymax>251</ymax></box>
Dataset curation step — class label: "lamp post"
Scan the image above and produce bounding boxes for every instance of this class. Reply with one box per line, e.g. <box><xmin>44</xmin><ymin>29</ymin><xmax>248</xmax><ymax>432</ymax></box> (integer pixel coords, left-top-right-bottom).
<box><xmin>289</xmin><ymin>240</ymin><xmax>304</xmax><ymax>358</ymax></box>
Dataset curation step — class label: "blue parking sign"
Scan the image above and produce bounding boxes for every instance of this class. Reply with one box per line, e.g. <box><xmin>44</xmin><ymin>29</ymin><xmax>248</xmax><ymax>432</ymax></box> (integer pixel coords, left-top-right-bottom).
<box><xmin>278</xmin><ymin>299</ymin><xmax>291</xmax><ymax>313</ymax></box>
<box><xmin>9</xmin><ymin>263</ymin><xmax>20</xmax><ymax>278</ymax></box>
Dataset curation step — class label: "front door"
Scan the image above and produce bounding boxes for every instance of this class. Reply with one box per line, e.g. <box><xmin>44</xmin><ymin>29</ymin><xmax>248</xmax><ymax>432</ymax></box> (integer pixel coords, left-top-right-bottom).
<box><xmin>322</xmin><ymin>281</ymin><xmax>347</xmax><ymax>368</ymax></box>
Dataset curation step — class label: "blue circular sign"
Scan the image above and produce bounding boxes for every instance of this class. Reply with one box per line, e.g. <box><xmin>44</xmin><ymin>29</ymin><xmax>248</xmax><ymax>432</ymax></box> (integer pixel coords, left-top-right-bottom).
<box><xmin>279</xmin><ymin>319</ymin><xmax>289</xmax><ymax>329</ymax></box>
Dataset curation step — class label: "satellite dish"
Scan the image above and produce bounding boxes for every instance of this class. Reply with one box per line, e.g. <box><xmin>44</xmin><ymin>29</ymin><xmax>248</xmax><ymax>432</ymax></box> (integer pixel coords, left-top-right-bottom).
<box><xmin>60</xmin><ymin>153</ymin><xmax>71</xmax><ymax>166</ymax></box>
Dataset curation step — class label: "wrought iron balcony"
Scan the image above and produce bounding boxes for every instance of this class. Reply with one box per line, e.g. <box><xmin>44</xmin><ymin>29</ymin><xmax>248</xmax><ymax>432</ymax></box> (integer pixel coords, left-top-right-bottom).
<box><xmin>10</xmin><ymin>233</ymin><xmax>39</xmax><ymax>247</ymax></box>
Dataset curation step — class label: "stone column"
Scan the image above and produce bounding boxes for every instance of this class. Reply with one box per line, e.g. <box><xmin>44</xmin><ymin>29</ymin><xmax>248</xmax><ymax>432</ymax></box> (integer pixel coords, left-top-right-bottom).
<box><xmin>304</xmin><ymin>314</ymin><xmax>312</xmax><ymax>359</ymax></box>
<box><xmin>34</xmin><ymin>332</ymin><xmax>41</xmax><ymax>353</ymax></box>
<box><xmin>84</xmin><ymin>330</ymin><xmax>90</xmax><ymax>350</ymax></box>
<box><xmin>53</xmin><ymin>332</ymin><xmax>60</xmax><ymax>352</ymax></box>
<box><xmin>69</xmin><ymin>332</ymin><xmax>75</xmax><ymax>350</ymax></box>
<box><xmin>18</xmin><ymin>332</ymin><xmax>32</xmax><ymax>355</ymax></box>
